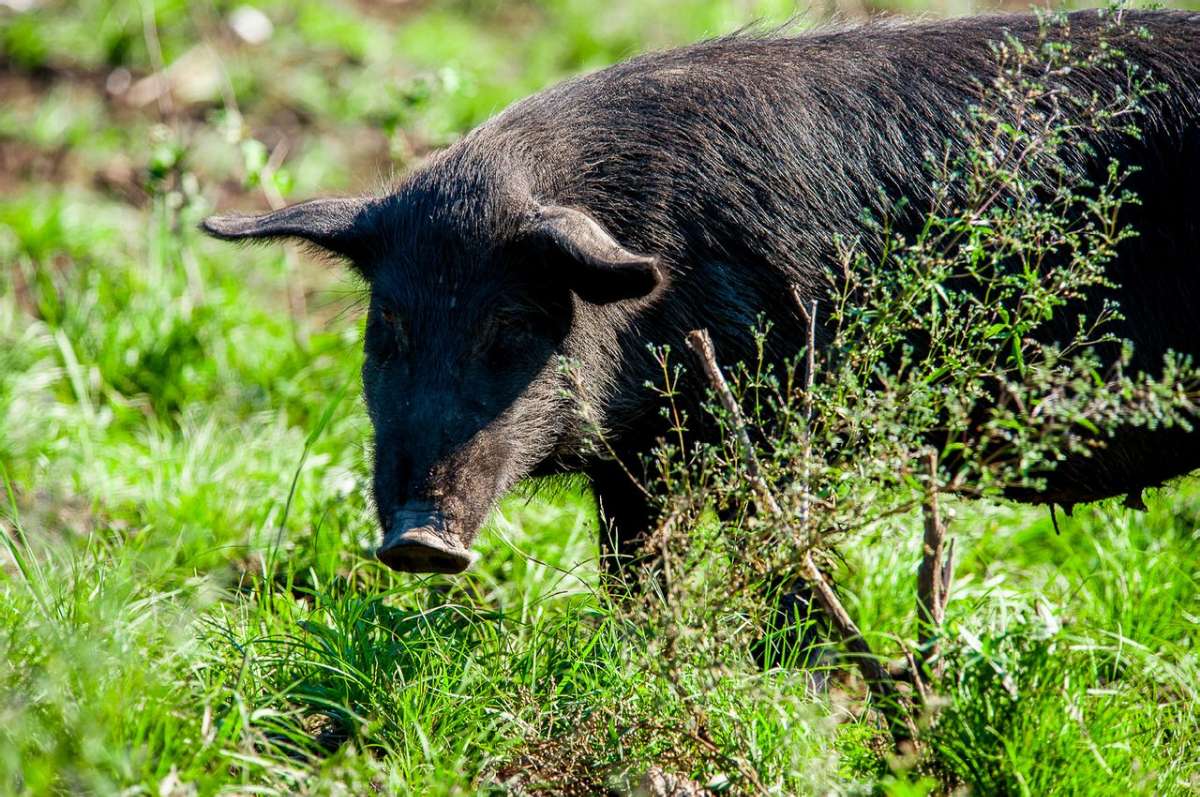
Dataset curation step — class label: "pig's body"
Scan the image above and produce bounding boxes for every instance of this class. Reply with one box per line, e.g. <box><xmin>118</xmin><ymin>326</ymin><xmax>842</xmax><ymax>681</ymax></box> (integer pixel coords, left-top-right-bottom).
<box><xmin>205</xmin><ymin>10</ymin><xmax>1200</xmax><ymax>576</ymax></box>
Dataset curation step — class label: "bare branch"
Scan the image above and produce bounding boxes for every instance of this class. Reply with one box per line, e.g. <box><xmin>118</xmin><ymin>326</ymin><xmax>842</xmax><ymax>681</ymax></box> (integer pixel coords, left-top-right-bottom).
<box><xmin>901</xmin><ymin>644</ymin><xmax>931</xmax><ymax>706</ymax></box>
<box><xmin>916</xmin><ymin>450</ymin><xmax>951</xmax><ymax>682</ymax></box>
<box><xmin>685</xmin><ymin>330</ymin><xmax>781</xmax><ymax>517</ymax></box>
<box><xmin>940</xmin><ymin>537</ymin><xmax>956</xmax><ymax>618</ymax></box>
<box><xmin>789</xmin><ymin>286</ymin><xmax>818</xmax><ymax>530</ymax></box>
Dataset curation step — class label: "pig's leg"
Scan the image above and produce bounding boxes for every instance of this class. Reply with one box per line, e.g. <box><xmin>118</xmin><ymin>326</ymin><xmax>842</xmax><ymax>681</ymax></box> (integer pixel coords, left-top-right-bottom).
<box><xmin>589</xmin><ymin>461</ymin><xmax>657</xmax><ymax>593</ymax></box>
<box><xmin>590</xmin><ymin>465</ymin><xmax>833</xmax><ymax>684</ymax></box>
<box><xmin>715</xmin><ymin>504</ymin><xmax>834</xmax><ymax>682</ymax></box>
<box><xmin>752</xmin><ymin>580</ymin><xmax>835</xmax><ymax>687</ymax></box>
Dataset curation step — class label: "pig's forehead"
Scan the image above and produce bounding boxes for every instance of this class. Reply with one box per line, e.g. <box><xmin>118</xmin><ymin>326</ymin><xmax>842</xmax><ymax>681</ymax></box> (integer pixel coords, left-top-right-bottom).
<box><xmin>367</xmin><ymin>243</ymin><xmax>508</xmax><ymax>317</ymax></box>
<box><xmin>365</xmin><ymin>177</ymin><xmax>527</xmax><ymax>303</ymax></box>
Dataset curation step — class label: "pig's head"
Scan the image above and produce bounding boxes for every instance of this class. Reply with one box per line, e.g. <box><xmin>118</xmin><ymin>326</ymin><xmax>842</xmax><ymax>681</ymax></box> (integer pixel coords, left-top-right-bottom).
<box><xmin>201</xmin><ymin>164</ymin><xmax>661</xmax><ymax>573</ymax></box>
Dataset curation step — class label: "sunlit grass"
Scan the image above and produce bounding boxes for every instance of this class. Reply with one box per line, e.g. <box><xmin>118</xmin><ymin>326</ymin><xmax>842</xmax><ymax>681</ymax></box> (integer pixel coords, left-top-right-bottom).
<box><xmin>4</xmin><ymin>186</ymin><xmax>1198</xmax><ymax>794</ymax></box>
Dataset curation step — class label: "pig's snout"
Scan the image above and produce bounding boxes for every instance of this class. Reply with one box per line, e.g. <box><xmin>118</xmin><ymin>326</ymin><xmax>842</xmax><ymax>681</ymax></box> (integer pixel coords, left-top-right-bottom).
<box><xmin>376</xmin><ymin>505</ymin><xmax>476</xmax><ymax>574</ymax></box>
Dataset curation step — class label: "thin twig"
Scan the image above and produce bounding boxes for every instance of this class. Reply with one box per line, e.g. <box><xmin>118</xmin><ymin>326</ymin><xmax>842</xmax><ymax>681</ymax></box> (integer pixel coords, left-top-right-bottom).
<box><xmin>790</xmin><ymin>286</ymin><xmax>818</xmax><ymax>531</ymax></box>
<box><xmin>940</xmin><ymin>538</ymin><xmax>956</xmax><ymax>615</ymax></box>
<box><xmin>685</xmin><ymin>328</ymin><xmax>918</xmax><ymax>745</ymax></box>
<box><xmin>790</xmin><ymin>287</ymin><xmax>818</xmax><ymax>408</ymax></box>
<box><xmin>901</xmin><ymin>644</ymin><xmax>931</xmax><ymax>706</ymax></box>
<box><xmin>916</xmin><ymin>450</ymin><xmax>950</xmax><ymax>682</ymax></box>
<box><xmin>685</xmin><ymin>330</ymin><xmax>779</xmax><ymax>517</ymax></box>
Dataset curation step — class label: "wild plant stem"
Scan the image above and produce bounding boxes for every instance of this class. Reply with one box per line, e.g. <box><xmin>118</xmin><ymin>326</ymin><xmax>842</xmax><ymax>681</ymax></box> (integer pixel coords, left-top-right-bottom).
<box><xmin>917</xmin><ymin>450</ymin><xmax>952</xmax><ymax>685</ymax></box>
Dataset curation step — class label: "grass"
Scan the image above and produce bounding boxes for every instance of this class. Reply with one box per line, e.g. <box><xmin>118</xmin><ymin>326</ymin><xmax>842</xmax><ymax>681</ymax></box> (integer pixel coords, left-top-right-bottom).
<box><xmin>2</xmin><ymin>0</ymin><xmax>1200</xmax><ymax>794</ymax></box>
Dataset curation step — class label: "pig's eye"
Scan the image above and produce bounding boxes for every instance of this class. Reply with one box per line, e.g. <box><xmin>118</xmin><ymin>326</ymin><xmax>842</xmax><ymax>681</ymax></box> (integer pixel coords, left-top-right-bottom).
<box><xmin>476</xmin><ymin>311</ymin><xmax>538</xmax><ymax>360</ymax></box>
<box><xmin>495</xmin><ymin>312</ymin><xmax>534</xmax><ymax>335</ymax></box>
<box><xmin>495</xmin><ymin>310</ymin><xmax>549</xmax><ymax>345</ymax></box>
<box><xmin>368</xmin><ymin>306</ymin><xmax>408</xmax><ymax>361</ymax></box>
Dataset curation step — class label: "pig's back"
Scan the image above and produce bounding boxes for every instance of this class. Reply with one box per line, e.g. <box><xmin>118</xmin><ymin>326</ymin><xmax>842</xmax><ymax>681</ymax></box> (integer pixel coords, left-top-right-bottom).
<box><xmin>481</xmin><ymin>10</ymin><xmax>1200</xmax><ymax>505</ymax></box>
<box><xmin>484</xmin><ymin>10</ymin><xmax>1199</xmax><ymax>281</ymax></box>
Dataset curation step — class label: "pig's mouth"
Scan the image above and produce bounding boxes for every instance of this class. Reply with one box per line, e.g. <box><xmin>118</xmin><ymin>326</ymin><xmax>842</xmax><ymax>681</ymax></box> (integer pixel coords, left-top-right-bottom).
<box><xmin>376</xmin><ymin>505</ymin><xmax>479</xmax><ymax>574</ymax></box>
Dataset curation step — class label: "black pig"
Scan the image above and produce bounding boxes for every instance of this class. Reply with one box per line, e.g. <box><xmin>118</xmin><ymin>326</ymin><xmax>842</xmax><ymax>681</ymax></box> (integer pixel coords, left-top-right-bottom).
<box><xmin>203</xmin><ymin>11</ymin><xmax>1200</xmax><ymax>577</ymax></box>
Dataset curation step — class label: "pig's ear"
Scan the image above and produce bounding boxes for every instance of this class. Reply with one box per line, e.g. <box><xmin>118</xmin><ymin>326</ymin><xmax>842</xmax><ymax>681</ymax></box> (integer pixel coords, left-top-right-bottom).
<box><xmin>526</xmin><ymin>206</ymin><xmax>662</xmax><ymax>304</ymax></box>
<box><xmin>200</xmin><ymin>197</ymin><xmax>376</xmax><ymax>265</ymax></box>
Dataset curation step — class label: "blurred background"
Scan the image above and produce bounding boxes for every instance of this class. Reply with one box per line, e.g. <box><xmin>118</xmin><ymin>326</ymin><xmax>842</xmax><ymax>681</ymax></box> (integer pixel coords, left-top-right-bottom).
<box><xmin>4</xmin><ymin>0</ymin><xmax>1200</xmax><ymax>222</ymax></box>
